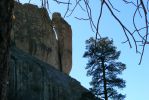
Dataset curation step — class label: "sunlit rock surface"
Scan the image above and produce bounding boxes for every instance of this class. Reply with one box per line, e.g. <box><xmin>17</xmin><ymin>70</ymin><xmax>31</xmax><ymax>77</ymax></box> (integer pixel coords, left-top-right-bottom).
<box><xmin>8</xmin><ymin>2</ymin><xmax>95</xmax><ymax>100</ymax></box>
<box><xmin>11</xmin><ymin>2</ymin><xmax>72</xmax><ymax>74</ymax></box>
<box><xmin>52</xmin><ymin>12</ymin><xmax>72</xmax><ymax>74</ymax></box>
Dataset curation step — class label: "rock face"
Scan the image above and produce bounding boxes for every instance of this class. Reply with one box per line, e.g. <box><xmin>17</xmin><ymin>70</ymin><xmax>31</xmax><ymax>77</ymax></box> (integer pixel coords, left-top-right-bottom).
<box><xmin>8</xmin><ymin>2</ymin><xmax>96</xmax><ymax>100</ymax></box>
<box><xmin>52</xmin><ymin>12</ymin><xmax>72</xmax><ymax>74</ymax></box>
<box><xmin>12</xmin><ymin>2</ymin><xmax>72</xmax><ymax>74</ymax></box>
<box><xmin>8</xmin><ymin>47</ymin><xmax>95</xmax><ymax>100</ymax></box>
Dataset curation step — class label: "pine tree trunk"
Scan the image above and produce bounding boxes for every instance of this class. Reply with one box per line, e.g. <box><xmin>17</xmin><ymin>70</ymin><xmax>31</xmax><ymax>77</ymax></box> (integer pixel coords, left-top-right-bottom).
<box><xmin>102</xmin><ymin>60</ymin><xmax>108</xmax><ymax>100</ymax></box>
<box><xmin>0</xmin><ymin>0</ymin><xmax>14</xmax><ymax>100</ymax></box>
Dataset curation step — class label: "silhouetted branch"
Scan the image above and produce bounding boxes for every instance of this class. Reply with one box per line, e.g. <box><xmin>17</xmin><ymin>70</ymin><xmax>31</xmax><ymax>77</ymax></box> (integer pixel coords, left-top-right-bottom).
<box><xmin>67</xmin><ymin>0</ymin><xmax>84</xmax><ymax>17</ymax></box>
<box><xmin>107</xmin><ymin>0</ymin><xmax>120</xmax><ymax>12</ymax></box>
<box><xmin>26</xmin><ymin>0</ymin><xmax>149</xmax><ymax>64</ymax></box>
<box><xmin>74</xmin><ymin>17</ymin><xmax>89</xmax><ymax>20</ymax></box>
<box><xmin>139</xmin><ymin>0</ymin><xmax>148</xmax><ymax>64</ymax></box>
<box><xmin>64</xmin><ymin>0</ymin><xmax>71</xmax><ymax>18</ymax></box>
<box><xmin>53</xmin><ymin>0</ymin><xmax>72</xmax><ymax>5</ymax></box>
<box><xmin>81</xmin><ymin>0</ymin><xmax>149</xmax><ymax>64</ymax></box>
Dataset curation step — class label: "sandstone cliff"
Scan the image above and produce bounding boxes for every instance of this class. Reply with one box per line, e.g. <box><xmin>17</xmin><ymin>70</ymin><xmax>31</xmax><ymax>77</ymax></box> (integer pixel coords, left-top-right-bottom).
<box><xmin>52</xmin><ymin>12</ymin><xmax>72</xmax><ymax>74</ymax></box>
<box><xmin>8</xmin><ymin>2</ymin><xmax>96</xmax><ymax>100</ymax></box>
<box><xmin>12</xmin><ymin>2</ymin><xmax>72</xmax><ymax>74</ymax></box>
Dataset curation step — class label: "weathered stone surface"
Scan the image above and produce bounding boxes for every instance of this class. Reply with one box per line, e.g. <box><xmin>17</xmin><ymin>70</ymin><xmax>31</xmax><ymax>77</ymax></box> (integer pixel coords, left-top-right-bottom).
<box><xmin>8</xmin><ymin>47</ymin><xmax>95</xmax><ymax>100</ymax></box>
<box><xmin>52</xmin><ymin>13</ymin><xmax>72</xmax><ymax>74</ymax></box>
<box><xmin>12</xmin><ymin>2</ymin><xmax>72</xmax><ymax>74</ymax></box>
<box><xmin>8</xmin><ymin>2</ymin><xmax>95</xmax><ymax>100</ymax></box>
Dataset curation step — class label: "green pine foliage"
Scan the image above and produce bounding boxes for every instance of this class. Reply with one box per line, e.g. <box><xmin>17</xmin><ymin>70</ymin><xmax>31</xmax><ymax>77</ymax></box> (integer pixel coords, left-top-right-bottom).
<box><xmin>83</xmin><ymin>37</ymin><xmax>126</xmax><ymax>100</ymax></box>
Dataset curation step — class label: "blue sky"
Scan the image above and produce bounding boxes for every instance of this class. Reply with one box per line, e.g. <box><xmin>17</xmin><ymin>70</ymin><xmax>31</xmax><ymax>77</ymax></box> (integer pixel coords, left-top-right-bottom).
<box><xmin>21</xmin><ymin>1</ymin><xmax>149</xmax><ymax>100</ymax></box>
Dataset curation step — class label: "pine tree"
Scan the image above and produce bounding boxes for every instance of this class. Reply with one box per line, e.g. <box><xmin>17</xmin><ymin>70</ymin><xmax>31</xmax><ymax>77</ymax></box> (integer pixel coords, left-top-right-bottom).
<box><xmin>83</xmin><ymin>37</ymin><xmax>126</xmax><ymax>100</ymax></box>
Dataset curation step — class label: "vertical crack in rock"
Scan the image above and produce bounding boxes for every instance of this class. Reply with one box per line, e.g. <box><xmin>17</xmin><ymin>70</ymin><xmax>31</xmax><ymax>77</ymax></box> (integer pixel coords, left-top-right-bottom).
<box><xmin>52</xmin><ymin>12</ymin><xmax>72</xmax><ymax>74</ymax></box>
<box><xmin>8</xmin><ymin>2</ymin><xmax>96</xmax><ymax>100</ymax></box>
<box><xmin>12</xmin><ymin>2</ymin><xmax>72</xmax><ymax>74</ymax></box>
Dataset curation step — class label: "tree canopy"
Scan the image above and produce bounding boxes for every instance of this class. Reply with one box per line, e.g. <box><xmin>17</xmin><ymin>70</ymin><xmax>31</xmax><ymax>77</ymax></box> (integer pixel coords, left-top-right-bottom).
<box><xmin>83</xmin><ymin>37</ymin><xmax>126</xmax><ymax>100</ymax></box>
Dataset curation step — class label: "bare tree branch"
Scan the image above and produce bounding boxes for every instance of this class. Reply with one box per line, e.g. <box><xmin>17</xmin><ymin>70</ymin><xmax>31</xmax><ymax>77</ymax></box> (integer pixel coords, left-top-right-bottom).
<box><xmin>64</xmin><ymin>0</ymin><xmax>71</xmax><ymax>18</ymax></box>
<box><xmin>53</xmin><ymin>0</ymin><xmax>72</xmax><ymax>5</ymax></box>
<box><xmin>139</xmin><ymin>0</ymin><xmax>148</xmax><ymax>64</ymax></box>
<box><xmin>24</xmin><ymin>0</ymin><xmax>149</xmax><ymax>64</ymax></box>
